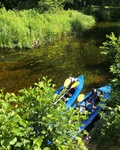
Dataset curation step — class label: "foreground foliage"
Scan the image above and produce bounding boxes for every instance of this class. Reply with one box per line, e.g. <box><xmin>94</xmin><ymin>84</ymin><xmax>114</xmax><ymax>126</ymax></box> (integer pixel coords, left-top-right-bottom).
<box><xmin>0</xmin><ymin>8</ymin><xmax>95</xmax><ymax>50</ymax></box>
<box><xmin>91</xmin><ymin>33</ymin><xmax>120</xmax><ymax>150</ymax></box>
<box><xmin>0</xmin><ymin>77</ymin><xmax>87</xmax><ymax>150</ymax></box>
<box><xmin>100</xmin><ymin>32</ymin><xmax>120</xmax><ymax>149</ymax></box>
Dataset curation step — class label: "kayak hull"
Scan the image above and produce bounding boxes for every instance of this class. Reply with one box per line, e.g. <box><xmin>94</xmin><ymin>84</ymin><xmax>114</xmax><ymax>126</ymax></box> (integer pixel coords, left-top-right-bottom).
<box><xmin>54</xmin><ymin>75</ymin><xmax>84</xmax><ymax>108</ymax></box>
<box><xmin>78</xmin><ymin>85</ymin><xmax>111</xmax><ymax>132</ymax></box>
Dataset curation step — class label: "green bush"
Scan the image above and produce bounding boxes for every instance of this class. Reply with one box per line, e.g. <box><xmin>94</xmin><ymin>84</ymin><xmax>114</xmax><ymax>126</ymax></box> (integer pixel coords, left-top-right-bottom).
<box><xmin>0</xmin><ymin>77</ymin><xmax>87</xmax><ymax>150</ymax></box>
<box><xmin>90</xmin><ymin>33</ymin><xmax>120</xmax><ymax>150</ymax></box>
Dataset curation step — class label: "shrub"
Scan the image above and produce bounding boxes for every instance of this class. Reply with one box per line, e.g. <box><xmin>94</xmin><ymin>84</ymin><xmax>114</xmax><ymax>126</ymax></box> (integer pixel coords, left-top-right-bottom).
<box><xmin>0</xmin><ymin>77</ymin><xmax>87</xmax><ymax>149</ymax></box>
<box><xmin>91</xmin><ymin>33</ymin><xmax>120</xmax><ymax>150</ymax></box>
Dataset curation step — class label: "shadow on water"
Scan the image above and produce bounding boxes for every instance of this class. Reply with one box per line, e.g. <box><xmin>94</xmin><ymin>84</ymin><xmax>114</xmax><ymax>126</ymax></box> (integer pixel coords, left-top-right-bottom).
<box><xmin>0</xmin><ymin>21</ymin><xmax>119</xmax><ymax>94</ymax></box>
<box><xmin>83</xmin><ymin>21</ymin><xmax>120</xmax><ymax>43</ymax></box>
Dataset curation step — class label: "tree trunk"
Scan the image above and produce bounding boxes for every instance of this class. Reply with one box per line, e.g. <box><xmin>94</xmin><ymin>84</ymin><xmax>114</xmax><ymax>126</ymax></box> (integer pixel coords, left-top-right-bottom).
<box><xmin>99</xmin><ymin>0</ymin><xmax>105</xmax><ymax>21</ymax></box>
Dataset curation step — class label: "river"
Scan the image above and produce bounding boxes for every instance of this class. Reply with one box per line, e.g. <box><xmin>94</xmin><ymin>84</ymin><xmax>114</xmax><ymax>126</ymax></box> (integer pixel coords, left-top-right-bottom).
<box><xmin>0</xmin><ymin>21</ymin><xmax>120</xmax><ymax>94</ymax></box>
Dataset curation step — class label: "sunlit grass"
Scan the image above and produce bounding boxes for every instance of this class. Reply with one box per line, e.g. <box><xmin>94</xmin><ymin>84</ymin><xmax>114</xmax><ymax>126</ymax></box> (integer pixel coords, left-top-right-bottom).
<box><xmin>0</xmin><ymin>8</ymin><xmax>95</xmax><ymax>49</ymax></box>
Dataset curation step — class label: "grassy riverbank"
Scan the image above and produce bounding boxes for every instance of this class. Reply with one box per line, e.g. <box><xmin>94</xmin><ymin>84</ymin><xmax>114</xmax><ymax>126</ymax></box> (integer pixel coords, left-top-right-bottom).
<box><xmin>0</xmin><ymin>8</ymin><xmax>95</xmax><ymax>50</ymax></box>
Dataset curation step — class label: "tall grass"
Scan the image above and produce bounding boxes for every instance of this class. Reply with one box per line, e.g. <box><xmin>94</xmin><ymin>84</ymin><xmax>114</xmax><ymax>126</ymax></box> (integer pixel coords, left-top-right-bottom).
<box><xmin>0</xmin><ymin>8</ymin><xmax>95</xmax><ymax>49</ymax></box>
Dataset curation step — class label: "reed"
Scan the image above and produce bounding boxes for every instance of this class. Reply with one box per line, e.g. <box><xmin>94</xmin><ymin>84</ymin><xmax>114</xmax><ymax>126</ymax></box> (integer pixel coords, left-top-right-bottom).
<box><xmin>0</xmin><ymin>8</ymin><xmax>95</xmax><ymax>49</ymax></box>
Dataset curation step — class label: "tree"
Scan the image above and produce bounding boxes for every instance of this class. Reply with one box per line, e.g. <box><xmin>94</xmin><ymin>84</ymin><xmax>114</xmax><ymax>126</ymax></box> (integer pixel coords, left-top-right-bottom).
<box><xmin>38</xmin><ymin>0</ymin><xmax>67</xmax><ymax>13</ymax></box>
<box><xmin>99</xmin><ymin>0</ymin><xmax>105</xmax><ymax>20</ymax></box>
<box><xmin>0</xmin><ymin>0</ymin><xmax>39</xmax><ymax>10</ymax></box>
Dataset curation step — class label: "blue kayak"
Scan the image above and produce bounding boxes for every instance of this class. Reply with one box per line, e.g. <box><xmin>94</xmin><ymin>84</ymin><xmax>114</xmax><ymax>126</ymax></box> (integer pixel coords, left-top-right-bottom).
<box><xmin>54</xmin><ymin>75</ymin><xmax>84</xmax><ymax>108</ymax></box>
<box><xmin>73</xmin><ymin>85</ymin><xmax>111</xmax><ymax>132</ymax></box>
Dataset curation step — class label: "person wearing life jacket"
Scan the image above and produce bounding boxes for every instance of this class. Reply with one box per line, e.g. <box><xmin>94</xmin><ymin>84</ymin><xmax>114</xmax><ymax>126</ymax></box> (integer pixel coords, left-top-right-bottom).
<box><xmin>64</xmin><ymin>77</ymin><xmax>78</xmax><ymax>88</ymax></box>
<box><xmin>63</xmin><ymin>77</ymin><xmax>78</xmax><ymax>98</ymax></box>
<box><xmin>87</xmin><ymin>89</ymin><xmax>97</xmax><ymax>103</ymax></box>
<box><xmin>86</xmin><ymin>88</ymin><xmax>102</xmax><ymax>112</ymax></box>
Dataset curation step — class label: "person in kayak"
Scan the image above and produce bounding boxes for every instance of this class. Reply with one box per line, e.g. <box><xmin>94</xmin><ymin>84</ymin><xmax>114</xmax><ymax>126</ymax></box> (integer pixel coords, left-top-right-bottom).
<box><xmin>63</xmin><ymin>77</ymin><xmax>78</xmax><ymax>99</ymax></box>
<box><xmin>86</xmin><ymin>88</ymin><xmax>102</xmax><ymax>112</ymax></box>
<box><xmin>64</xmin><ymin>77</ymin><xmax>78</xmax><ymax>88</ymax></box>
<box><xmin>77</xmin><ymin>88</ymin><xmax>102</xmax><ymax>113</ymax></box>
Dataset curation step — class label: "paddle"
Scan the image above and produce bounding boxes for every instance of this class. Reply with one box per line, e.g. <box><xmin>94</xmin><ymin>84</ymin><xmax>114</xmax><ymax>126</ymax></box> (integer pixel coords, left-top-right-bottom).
<box><xmin>77</xmin><ymin>94</ymin><xmax>85</xmax><ymax>102</ymax></box>
<box><xmin>53</xmin><ymin>81</ymin><xmax>79</xmax><ymax>105</ymax></box>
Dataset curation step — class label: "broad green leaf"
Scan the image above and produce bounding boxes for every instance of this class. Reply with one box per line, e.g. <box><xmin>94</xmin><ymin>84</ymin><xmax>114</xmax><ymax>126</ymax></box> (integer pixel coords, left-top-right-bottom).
<box><xmin>33</xmin><ymin>136</ymin><xmax>43</xmax><ymax>149</ymax></box>
<box><xmin>1</xmin><ymin>136</ymin><xmax>17</xmax><ymax>148</ymax></box>
<box><xmin>43</xmin><ymin>147</ymin><xmax>50</xmax><ymax>150</ymax></box>
<box><xmin>12</xmin><ymin>128</ymin><xmax>23</xmax><ymax>136</ymax></box>
<box><xmin>10</xmin><ymin>137</ymin><xmax>17</xmax><ymax>145</ymax></box>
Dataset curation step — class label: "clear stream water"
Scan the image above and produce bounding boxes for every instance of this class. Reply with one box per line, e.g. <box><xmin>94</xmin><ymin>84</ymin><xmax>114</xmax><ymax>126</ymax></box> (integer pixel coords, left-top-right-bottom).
<box><xmin>0</xmin><ymin>21</ymin><xmax>120</xmax><ymax>94</ymax></box>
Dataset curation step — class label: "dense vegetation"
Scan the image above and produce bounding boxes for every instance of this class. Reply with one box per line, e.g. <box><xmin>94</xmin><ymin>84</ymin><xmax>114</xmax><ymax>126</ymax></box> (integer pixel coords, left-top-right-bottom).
<box><xmin>0</xmin><ymin>78</ymin><xmax>88</xmax><ymax>149</ymax></box>
<box><xmin>90</xmin><ymin>33</ymin><xmax>120</xmax><ymax>150</ymax></box>
<box><xmin>0</xmin><ymin>8</ymin><xmax>95</xmax><ymax>49</ymax></box>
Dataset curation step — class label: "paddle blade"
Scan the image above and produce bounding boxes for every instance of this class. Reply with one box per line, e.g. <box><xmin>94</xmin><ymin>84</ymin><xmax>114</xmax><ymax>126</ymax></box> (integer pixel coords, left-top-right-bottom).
<box><xmin>64</xmin><ymin>78</ymin><xmax>71</xmax><ymax>88</ymax></box>
<box><xmin>77</xmin><ymin>94</ymin><xmax>85</xmax><ymax>102</ymax></box>
<box><xmin>71</xmin><ymin>81</ymin><xmax>79</xmax><ymax>88</ymax></box>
